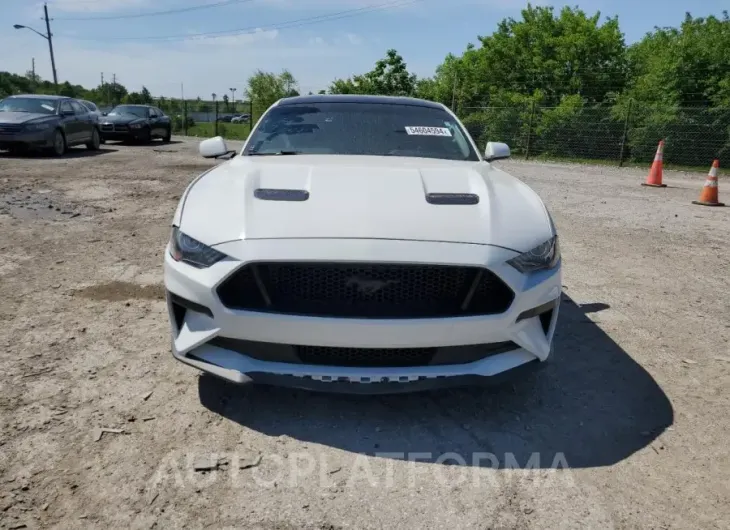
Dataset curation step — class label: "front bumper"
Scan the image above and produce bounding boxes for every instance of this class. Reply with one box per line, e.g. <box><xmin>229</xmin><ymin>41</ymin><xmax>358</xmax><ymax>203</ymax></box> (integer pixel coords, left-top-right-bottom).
<box><xmin>164</xmin><ymin>238</ymin><xmax>562</xmax><ymax>394</ymax></box>
<box><xmin>99</xmin><ymin>125</ymin><xmax>144</xmax><ymax>141</ymax></box>
<box><xmin>0</xmin><ymin>129</ymin><xmax>54</xmax><ymax>150</ymax></box>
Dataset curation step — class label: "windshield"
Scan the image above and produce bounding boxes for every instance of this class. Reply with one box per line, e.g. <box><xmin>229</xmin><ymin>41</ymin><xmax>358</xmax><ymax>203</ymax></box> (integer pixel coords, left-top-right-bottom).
<box><xmin>244</xmin><ymin>101</ymin><xmax>480</xmax><ymax>161</ymax></box>
<box><xmin>0</xmin><ymin>97</ymin><xmax>58</xmax><ymax>115</ymax></box>
<box><xmin>108</xmin><ymin>105</ymin><xmax>148</xmax><ymax>118</ymax></box>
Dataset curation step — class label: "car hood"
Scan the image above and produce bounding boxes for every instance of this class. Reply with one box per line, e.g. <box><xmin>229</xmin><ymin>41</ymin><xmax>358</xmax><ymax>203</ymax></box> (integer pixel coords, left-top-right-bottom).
<box><xmin>177</xmin><ymin>155</ymin><xmax>552</xmax><ymax>251</ymax></box>
<box><xmin>102</xmin><ymin>114</ymin><xmax>144</xmax><ymax>124</ymax></box>
<box><xmin>0</xmin><ymin>112</ymin><xmax>55</xmax><ymax>125</ymax></box>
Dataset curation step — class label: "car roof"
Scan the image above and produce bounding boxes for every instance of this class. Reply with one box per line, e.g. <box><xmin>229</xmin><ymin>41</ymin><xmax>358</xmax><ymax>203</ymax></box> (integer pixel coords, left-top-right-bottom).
<box><xmin>276</xmin><ymin>94</ymin><xmax>445</xmax><ymax>110</ymax></box>
<box><xmin>113</xmin><ymin>104</ymin><xmax>153</xmax><ymax>108</ymax></box>
<box><xmin>8</xmin><ymin>94</ymin><xmax>70</xmax><ymax>100</ymax></box>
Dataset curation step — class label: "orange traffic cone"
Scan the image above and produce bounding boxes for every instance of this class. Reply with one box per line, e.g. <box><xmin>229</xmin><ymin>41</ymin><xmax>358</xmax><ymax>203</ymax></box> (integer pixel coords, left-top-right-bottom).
<box><xmin>642</xmin><ymin>140</ymin><xmax>667</xmax><ymax>187</ymax></box>
<box><xmin>692</xmin><ymin>160</ymin><xmax>725</xmax><ymax>207</ymax></box>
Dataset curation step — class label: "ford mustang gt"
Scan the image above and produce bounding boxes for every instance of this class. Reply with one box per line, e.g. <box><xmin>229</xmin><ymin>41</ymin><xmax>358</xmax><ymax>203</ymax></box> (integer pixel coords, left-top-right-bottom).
<box><xmin>164</xmin><ymin>94</ymin><xmax>562</xmax><ymax>394</ymax></box>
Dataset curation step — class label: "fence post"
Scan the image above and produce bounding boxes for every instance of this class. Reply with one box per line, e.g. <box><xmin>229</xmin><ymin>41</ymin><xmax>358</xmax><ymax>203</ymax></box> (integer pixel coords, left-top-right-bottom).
<box><xmin>618</xmin><ymin>98</ymin><xmax>633</xmax><ymax>167</ymax></box>
<box><xmin>249</xmin><ymin>99</ymin><xmax>254</xmax><ymax>136</ymax></box>
<box><xmin>183</xmin><ymin>100</ymin><xmax>188</xmax><ymax>136</ymax></box>
<box><xmin>525</xmin><ymin>101</ymin><xmax>536</xmax><ymax>160</ymax></box>
<box><xmin>214</xmin><ymin>100</ymin><xmax>219</xmax><ymax>136</ymax></box>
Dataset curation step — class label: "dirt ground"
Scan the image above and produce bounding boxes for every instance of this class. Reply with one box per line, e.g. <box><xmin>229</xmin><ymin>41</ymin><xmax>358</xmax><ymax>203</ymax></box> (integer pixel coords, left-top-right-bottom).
<box><xmin>0</xmin><ymin>138</ymin><xmax>728</xmax><ymax>530</ymax></box>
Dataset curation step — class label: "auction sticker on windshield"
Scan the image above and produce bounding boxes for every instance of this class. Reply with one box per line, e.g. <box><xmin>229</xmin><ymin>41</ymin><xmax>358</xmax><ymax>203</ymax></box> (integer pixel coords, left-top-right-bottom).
<box><xmin>404</xmin><ymin>126</ymin><xmax>452</xmax><ymax>137</ymax></box>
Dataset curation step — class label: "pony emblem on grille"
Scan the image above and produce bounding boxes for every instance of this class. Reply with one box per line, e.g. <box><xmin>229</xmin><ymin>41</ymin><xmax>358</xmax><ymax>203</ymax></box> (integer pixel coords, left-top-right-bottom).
<box><xmin>345</xmin><ymin>277</ymin><xmax>400</xmax><ymax>296</ymax></box>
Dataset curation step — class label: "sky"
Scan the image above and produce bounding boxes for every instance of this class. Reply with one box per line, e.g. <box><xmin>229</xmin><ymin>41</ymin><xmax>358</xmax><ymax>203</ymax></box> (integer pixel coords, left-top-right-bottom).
<box><xmin>2</xmin><ymin>0</ymin><xmax>728</xmax><ymax>99</ymax></box>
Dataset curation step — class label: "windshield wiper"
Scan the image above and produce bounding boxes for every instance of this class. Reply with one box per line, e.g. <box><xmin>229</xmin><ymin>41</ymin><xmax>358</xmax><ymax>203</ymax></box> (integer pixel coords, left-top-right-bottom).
<box><xmin>247</xmin><ymin>150</ymin><xmax>301</xmax><ymax>156</ymax></box>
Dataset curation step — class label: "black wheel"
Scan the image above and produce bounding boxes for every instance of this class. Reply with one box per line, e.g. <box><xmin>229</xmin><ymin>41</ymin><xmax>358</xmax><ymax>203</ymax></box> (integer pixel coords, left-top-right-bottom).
<box><xmin>162</xmin><ymin>126</ymin><xmax>172</xmax><ymax>143</ymax></box>
<box><xmin>50</xmin><ymin>129</ymin><xmax>66</xmax><ymax>157</ymax></box>
<box><xmin>86</xmin><ymin>128</ymin><xmax>101</xmax><ymax>150</ymax></box>
<box><xmin>138</xmin><ymin>127</ymin><xmax>151</xmax><ymax>144</ymax></box>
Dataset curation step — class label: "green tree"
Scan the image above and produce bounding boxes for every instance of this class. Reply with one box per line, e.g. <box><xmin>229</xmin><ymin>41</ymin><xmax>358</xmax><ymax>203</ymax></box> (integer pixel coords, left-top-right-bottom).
<box><xmin>329</xmin><ymin>49</ymin><xmax>417</xmax><ymax>96</ymax></box>
<box><xmin>140</xmin><ymin>86</ymin><xmax>153</xmax><ymax>104</ymax></box>
<box><xmin>280</xmin><ymin>70</ymin><xmax>299</xmax><ymax>97</ymax></box>
<box><xmin>615</xmin><ymin>13</ymin><xmax>730</xmax><ymax>164</ymax></box>
<box><xmin>101</xmin><ymin>82</ymin><xmax>128</xmax><ymax>106</ymax></box>
<box><xmin>245</xmin><ymin>69</ymin><xmax>300</xmax><ymax>115</ymax></box>
<box><xmin>622</xmin><ymin>12</ymin><xmax>730</xmax><ymax>107</ymax></box>
<box><xmin>431</xmin><ymin>4</ymin><xmax>627</xmax><ymax>109</ymax></box>
<box><xmin>414</xmin><ymin>53</ymin><xmax>462</xmax><ymax>108</ymax></box>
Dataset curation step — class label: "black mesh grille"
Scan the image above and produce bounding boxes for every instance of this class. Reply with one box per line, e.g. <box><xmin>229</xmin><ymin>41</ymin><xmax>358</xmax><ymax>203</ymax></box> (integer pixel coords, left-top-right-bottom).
<box><xmin>0</xmin><ymin>124</ymin><xmax>23</xmax><ymax>134</ymax></box>
<box><xmin>297</xmin><ymin>346</ymin><xmax>435</xmax><ymax>367</ymax></box>
<box><xmin>216</xmin><ymin>262</ymin><xmax>514</xmax><ymax>318</ymax></box>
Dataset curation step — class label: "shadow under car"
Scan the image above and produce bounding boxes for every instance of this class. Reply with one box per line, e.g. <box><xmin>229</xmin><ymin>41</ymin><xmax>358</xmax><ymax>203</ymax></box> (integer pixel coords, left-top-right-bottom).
<box><xmin>198</xmin><ymin>294</ymin><xmax>674</xmax><ymax>469</ymax></box>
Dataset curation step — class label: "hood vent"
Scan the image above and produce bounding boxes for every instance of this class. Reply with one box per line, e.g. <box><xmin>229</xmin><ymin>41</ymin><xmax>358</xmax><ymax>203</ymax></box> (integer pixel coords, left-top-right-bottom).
<box><xmin>254</xmin><ymin>188</ymin><xmax>309</xmax><ymax>201</ymax></box>
<box><xmin>426</xmin><ymin>193</ymin><xmax>479</xmax><ymax>205</ymax></box>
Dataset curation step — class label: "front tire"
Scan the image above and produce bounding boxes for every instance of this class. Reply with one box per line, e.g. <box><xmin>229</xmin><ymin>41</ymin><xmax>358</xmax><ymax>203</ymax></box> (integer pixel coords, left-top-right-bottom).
<box><xmin>50</xmin><ymin>129</ymin><xmax>66</xmax><ymax>157</ymax></box>
<box><xmin>86</xmin><ymin>128</ymin><xmax>101</xmax><ymax>150</ymax></box>
<box><xmin>138</xmin><ymin>127</ymin><xmax>151</xmax><ymax>144</ymax></box>
<box><xmin>162</xmin><ymin>126</ymin><xmax>172</xmax><ymax>143</ymax></box>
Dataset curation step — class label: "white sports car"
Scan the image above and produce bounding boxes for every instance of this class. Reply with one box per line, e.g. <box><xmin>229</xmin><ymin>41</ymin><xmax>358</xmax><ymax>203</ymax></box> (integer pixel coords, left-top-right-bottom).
<box><xmin>164</xmin><ymin>95</ymin><xmax>562</xmax><ymax>394</ymax></box>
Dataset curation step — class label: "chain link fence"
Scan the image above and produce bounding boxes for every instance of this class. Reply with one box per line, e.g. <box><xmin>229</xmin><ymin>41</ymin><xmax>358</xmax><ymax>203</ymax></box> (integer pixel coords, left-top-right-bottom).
<box><xmin>460</xmin><ymin>103</ymin><xmax>730</xmax><ymax>168</ymax></box>
<box><xmin>145</xmin><ymin>98</ymin><xmax>254</xmax><ymax>140</ymax></box>
<box><xmin>125</xmin><ymin>97</ymin><xmax>729</xmax><ymax>164</ymax></box>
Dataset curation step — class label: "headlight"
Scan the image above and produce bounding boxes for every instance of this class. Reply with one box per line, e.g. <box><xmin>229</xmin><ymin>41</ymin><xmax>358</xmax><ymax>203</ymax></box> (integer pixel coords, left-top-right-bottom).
<box><xmin>24</xmin><ymin>122</ymin><xmax>52</xmax><ymax>131</ymax></box>
<box><xmin>129</xmin><ymin>123</ymin><xmax>143</xmax><ymax>129</ymax></box>
<box><xmin>507</xmin><ymin>235</ymin><xmax>560</xmax><ymax>274</ymax></box>
<box><xmin>169</xmin><ymin>227</ymin><xmax>227</xmax><ymax>268</ymax></box>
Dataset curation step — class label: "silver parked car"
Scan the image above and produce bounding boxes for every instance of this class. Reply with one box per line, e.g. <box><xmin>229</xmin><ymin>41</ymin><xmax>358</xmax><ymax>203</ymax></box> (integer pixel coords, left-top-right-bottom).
<box><xmin>78</xmin><ymin>100</ymin><xmax>103</xmax><ymax>122</ymax></box>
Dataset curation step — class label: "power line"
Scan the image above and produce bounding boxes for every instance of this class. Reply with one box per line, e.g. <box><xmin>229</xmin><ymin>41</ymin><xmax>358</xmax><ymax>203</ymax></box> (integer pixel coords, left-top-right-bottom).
<box><xmin>53</xmin><ymin>0</ymin><xmax>257</xmax><ymax>22</ymax></box>
<box><xmin>56</xmin><ymin>0</ymin><xmax>423</xmax><ymax>41</ymax></box>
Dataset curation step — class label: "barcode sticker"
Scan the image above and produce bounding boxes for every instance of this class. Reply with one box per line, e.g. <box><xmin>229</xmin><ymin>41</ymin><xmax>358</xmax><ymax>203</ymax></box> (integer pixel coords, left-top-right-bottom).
<box><xmin>404</xmin><ymin>126</ymin><xmax>452</xmax><ymax>137</ymax></box>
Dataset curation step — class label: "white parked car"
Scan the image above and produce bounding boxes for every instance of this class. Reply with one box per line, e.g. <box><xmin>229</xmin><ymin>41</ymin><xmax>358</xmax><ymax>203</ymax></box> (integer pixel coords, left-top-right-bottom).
<box><xmin>164</xmin><ymin>95</ymin><xmax>562</xmax><ymax>394</ymax></box>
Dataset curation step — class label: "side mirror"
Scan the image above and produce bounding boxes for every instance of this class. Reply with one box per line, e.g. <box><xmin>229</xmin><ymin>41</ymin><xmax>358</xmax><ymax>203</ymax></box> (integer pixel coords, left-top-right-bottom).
<box><xmin>61</xmin><ymin>109</ymin><xmax>74</xmax><ymax>117</ymax></box>
<box><xmin>484</xmin><ymin>141</ymin><xmax>511</xmax><ymax>162</ymax></box>
<box><xmin>199</xmin><ymin>136</ymin><xmax>228</xmax><ymax>158</ymax></box>
<box><xmin>102</xmin><ymin>111</ymin><xmax>108</xmax><ymax>116</ymax></box>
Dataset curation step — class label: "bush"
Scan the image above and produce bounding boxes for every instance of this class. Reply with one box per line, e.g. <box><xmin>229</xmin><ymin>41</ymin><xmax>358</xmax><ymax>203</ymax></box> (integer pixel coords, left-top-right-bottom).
<box><xmin>460</xmin><ymin>112</ymin><xmax>490</xmax><ymax>148</ymax></box>
<box><xmin>460</xmin><ymin>106</ymin><xmax>530</xmax><ymax>155</ymax></box>
<box><xmin>172</xmin><ymin>115</ymin><xmax>195</xmax><ymax>131</ymax></box>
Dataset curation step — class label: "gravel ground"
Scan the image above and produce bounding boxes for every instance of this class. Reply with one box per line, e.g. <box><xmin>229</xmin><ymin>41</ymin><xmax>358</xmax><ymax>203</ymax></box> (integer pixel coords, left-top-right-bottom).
<box><xmin>0</xmin><ymin>138</ymin><xmax>728</xmax><ymax>529</ymax></box>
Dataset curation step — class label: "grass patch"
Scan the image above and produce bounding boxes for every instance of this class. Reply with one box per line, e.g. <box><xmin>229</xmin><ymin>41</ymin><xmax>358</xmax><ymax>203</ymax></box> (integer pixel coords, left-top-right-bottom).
<box><xmin>179</xmin><ymin>122</ymin><xmax>252</xmax><ymax>141</ymax></box>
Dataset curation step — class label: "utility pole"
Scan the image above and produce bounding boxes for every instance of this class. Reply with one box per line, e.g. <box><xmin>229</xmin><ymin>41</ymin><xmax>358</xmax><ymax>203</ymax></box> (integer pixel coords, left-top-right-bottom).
<box><xmin>229</xmin><ymin>87</ymin><xmax>236</xmax><ymax>112</ymax></box>
<box><xmin>212</xmin><ymin>93</ymin><xmax>218</xmax><ymax>136</ymax></box>
<box><xmin>106</xmin><ymin>73</ymin><xmax>117</xmax><ymax>105</ymax></box>
<box><xmin>43</xmin><ymin>2</ymin><xmax>58</xmax><ymax>87</ymax></box>
<box><xmin>31</xmin><ymin>57</ymin><xmax>36</xmax><ymax>90</ymax></box>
